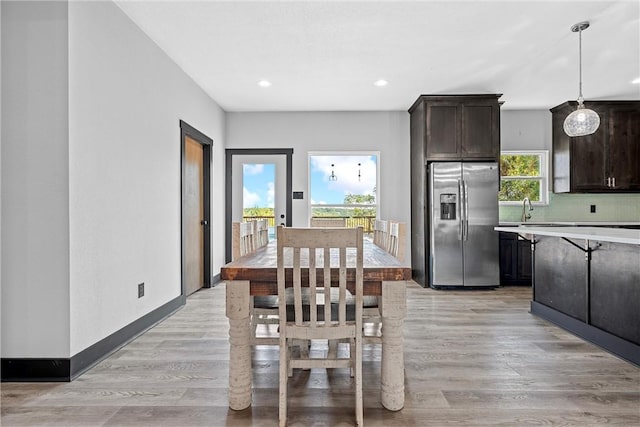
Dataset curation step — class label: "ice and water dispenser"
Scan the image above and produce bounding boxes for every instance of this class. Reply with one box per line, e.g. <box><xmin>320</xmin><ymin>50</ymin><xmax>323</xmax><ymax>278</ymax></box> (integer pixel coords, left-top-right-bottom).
<box><xmin>440</xmin><ymin>194</ymin><xmax>457</xmax><ymax>220</ymax></box>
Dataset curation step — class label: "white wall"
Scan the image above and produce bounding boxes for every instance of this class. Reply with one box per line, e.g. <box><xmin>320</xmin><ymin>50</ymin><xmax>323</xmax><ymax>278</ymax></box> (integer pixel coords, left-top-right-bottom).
<box><xmin>499</xmin><ymin>109</ymin><xmax>640</xmax><ymax>222</ymax></box>
<box><xmin>226</xmin><ymin>111</ymin><xmax>411</xmax><ymax>264</ymax></box>
<box><xmin>500</xmin><ymin>109</ymin><xmax>553</xmax><ymax>189</ymax></box>
<box><xmin>68</xmin><ymin>1</ymin><xmax>226</xmax><ymax>355</ymax></box>
<box><xmin>1</xmin><ymin>1</ymin><xmax>71</xmax><ymax>358</ymax></box>
<box><xmin>1</xmin><ymin>1</ymin><xmax>227</xmax><ymax>358</ymax></box>
<box><xmin>1</xmin><ymin>1</ymin><xmax>3</xmax><ymax>355</ymax></box>
<box><xmin>500</xmin><ymin>109</ymin><xmax>552</xmax><ymax>151</ymax></box>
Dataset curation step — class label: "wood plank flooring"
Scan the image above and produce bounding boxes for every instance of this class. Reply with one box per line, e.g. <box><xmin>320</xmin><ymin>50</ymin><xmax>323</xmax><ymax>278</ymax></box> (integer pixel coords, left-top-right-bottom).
<box><xmin>2</xmin><ymin>282</ymin><xmax>639</xmax><ymax>426</ymax></box>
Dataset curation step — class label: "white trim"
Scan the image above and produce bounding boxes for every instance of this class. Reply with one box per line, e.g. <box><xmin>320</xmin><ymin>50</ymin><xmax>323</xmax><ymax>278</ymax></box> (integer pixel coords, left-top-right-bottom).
<box><xmin>499</xmin><ymin>150</ymin><xmax>549</xmax><ymax>205</ymax></box>
<box><xmin>307</xmin><ymin>151</ymin><xmax>380</xmax><ymax>218</ymax></box>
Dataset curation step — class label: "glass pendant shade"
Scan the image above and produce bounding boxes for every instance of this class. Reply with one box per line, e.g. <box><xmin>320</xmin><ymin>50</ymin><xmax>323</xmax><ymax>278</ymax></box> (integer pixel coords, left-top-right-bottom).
<box><xmin>564</xmin><ymin>21</ymin><xmax>600</xmax><ymax>137</ymax></box>
<box><xmin>563</xmin><ymin>100</ymin><xmax>600</xmax><ymax>137</ymax></box>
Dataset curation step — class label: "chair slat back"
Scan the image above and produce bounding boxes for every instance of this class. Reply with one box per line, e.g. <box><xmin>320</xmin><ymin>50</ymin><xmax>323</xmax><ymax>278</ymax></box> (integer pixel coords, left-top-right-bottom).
<box><xmin>373</xmin><ymin>219</ymin><xmax>389</xmax><ymax>249</ymax></box>
<box><xmin>232</xmin><ymin>221</ymin><xmax>258</xmax><ymax>260</ymax></box>
<box><xmin>255</xmin><ymin>219</ymin><xmax>269</xmax><ymax>248</ymax></box>
<box><xmin>310</xmin><ymin>218</ymin><xmax>347</xmax><ymax>228</ymax></box>
<box><xmin>276</xmin><ymin>226</ymin><xmax>365</xmax><ymax>426</ymax></box>
<box><xmin>231</xmin><ymin>220</ymin><xmax>257</xmax><ymax>261</ymax></box>
<box><xmin>387</xmin><ymin>221</ymin><xmax>407</xmax><ymax>262</ymax></box>
<box><xmin>277</xmin><ymin>226</ymin><xmax>363</xmax><ymax>332</ymax></box>
<box><xmin>231</xmin><ymin>222</ymin><xmax>241</xmax><ymax>261</ymax></box>
<box><xmin>241</xmin><ymin>221</ymin><xmax>257</xmax><ymax>256</ymax></box>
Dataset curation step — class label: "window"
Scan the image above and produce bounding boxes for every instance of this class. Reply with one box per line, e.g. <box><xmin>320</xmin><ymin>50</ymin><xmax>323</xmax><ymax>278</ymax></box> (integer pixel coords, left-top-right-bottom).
<box><xmin>308</xmin><ymin>153</ymin><xmax>378</xmax><ymax>231</ymax></box>
<box><xmin>499</xmin><ymin>150</ymin><xmax>548</xmax><ymax>205</ymax></box>
<box><xmin>242</xmin><ymin>163</ymin><xmax>276</xmax><ymax>236</ymax></box>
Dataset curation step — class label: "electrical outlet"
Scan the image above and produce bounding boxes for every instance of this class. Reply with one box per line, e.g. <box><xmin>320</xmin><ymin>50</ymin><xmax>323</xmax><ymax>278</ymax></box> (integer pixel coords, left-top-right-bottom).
<box><xmin>590</xmin><ymin>204</ymin><xmax>596</xmax><ymax>213</ymax></box>
<box><xmin>138</xmin><ymin>282</ymin><xmax>145</xmax><ymax>298</ymax></box>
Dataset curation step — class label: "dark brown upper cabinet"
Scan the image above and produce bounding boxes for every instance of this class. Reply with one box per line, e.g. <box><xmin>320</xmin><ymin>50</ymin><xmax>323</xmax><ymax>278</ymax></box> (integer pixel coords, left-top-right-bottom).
<box><xmin>408</xmin><ymin>94</ymin><xmax>501</xmax><ymax>287</ymax></box>
<box><xmin>410</xmin><ymin>94</ymin><xmax>502</xmax><ymax>161</ymax></box>
<box><xmin>551</xmin><ymin>101</ymin><xmax>640</xmax><ymax>193</ymax></box>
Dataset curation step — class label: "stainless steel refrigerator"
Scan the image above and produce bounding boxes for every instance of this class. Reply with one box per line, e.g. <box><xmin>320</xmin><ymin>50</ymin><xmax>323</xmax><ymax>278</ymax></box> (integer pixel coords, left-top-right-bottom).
<box><xmin>428</xmin><ymin>162</ymin><xmax>499</xmax><ymax>288</ymax></box>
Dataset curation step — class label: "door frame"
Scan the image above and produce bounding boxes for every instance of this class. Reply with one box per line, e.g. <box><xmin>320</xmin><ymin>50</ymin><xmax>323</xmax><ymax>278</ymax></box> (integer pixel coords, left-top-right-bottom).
<box><xmin>225</xmin><ymin>148</ymin><xmax>293</xmax><ymax>262</ymax></box>
<box><xmin>180</xmin><ymin>120</ymin><xmax>213</xmax><ymax>295</ymax></box>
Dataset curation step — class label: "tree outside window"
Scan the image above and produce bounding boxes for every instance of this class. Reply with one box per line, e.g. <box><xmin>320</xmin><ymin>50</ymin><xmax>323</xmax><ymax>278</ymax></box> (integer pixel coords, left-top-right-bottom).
<box><xmin>309</xmin><ymin>153</ymin><xmax>378</xmax><ymax>231</ymax></box>
<box><xmin>499</xmin><ymin>151</ymin><xmax>548</xmax><ymax>204</ymax></box>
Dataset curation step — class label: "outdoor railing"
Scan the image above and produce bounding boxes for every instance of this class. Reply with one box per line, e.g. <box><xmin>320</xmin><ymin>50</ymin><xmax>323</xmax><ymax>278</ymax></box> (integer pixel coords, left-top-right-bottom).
<box><xmin>242</xmin><ymin>216</ymin><xmax>375</xmax><ymax>233</ymax></box>
<box><xmin>243</xmin><ymin>216</ymin><xmax>276</xmax><ymax>226</ymax></box>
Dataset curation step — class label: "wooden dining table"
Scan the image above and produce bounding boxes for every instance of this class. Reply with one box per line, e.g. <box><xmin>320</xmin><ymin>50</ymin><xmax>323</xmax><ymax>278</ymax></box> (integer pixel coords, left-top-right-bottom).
<box><xmin>220</xmin><ymin>238</ymin><xmax>411</xmax><ymax>412</ymax></box>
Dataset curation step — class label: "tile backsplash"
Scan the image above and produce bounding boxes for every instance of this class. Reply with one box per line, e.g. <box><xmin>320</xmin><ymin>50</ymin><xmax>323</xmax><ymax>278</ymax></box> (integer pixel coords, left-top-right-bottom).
<box><xmin>499</xmin><ymin>193</ymin><xmax>640</xmax><ymax>222</ymax></box>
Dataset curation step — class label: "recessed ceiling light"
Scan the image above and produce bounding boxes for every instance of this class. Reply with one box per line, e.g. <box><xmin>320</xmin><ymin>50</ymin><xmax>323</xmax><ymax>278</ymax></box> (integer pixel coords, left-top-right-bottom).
<box><xmin>373</xmin><ymin>79</ymin><xmax>388</xmax><ymax>87</ymax></box>
<box><xmin>632</xmin><ymin>77</ymin><xmax>640</xmax><ymax>84</ymax></box>
<box><xmin>257</xmin><ymin>80</ymin><xmax>272</xmax><ymax>88</ymax></box>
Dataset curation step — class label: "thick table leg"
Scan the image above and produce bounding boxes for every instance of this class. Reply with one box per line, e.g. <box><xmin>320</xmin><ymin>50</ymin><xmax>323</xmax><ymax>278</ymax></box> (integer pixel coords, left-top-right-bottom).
<box><xmin>226</xmin><ymin>280</ymin><xmax>252</xmax><ymax>410</ymax></box>
<box><xmin>380</xmin><ymin>280</ymin><xmax>407</xmax><ymax>411</ymax></box>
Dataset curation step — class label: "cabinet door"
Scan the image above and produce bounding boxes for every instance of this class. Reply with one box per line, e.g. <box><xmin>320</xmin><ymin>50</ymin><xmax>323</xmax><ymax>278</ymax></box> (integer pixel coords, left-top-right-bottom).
<box><xmin>551</xmin><ymin>101</ymin><xmax>640</xmax><ymax>193</ymax></box>
<box><xmin>570</xmin><ymin>104</ymin><xmax>609</xmax><ymax>191</ymax></box>
<box><xmin>425</xmin><ymin>103</ymin><xmax>461</xmax><ymax>159</ymax></box>
<box><xmin>608</xmin><ymin>108</ymin><xmax>640</xmax><ymax>191</ymax></box>
<box><xmin>552</xmin><ymin>106</ymin><xmax>572</xmax><ymax>193</ymax></box>
<box><xmin>462</xmin><ymin>104</ymin><xmax>499</xmax><ymax>159</ymax></box>
<box><xmin>517</xmin><ymin>238</ymin><xmax>532</xmax><ymax>284</ymax></box>
<box><xmin>499</xmin><ymin>232</ymin><xmax>517</xmax><ymax>283</ymax></box>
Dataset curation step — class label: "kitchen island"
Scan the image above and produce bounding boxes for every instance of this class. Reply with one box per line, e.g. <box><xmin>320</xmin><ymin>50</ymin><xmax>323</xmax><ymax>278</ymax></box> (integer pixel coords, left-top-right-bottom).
<box><xmin>494</xmin><ymin>225</ymin><xmax>640</xmax><ymax>365</ymax></box>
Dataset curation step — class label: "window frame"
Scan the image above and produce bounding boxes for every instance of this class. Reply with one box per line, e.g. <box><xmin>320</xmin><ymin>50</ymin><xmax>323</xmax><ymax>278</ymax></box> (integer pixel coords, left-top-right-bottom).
<box><xmin>308</xmin><ymin>151</ymin><xmax>380</xmax><ymax>218</ymax></box>
<box><xmin>499</xmin><ymin>150</ymin><xmax>549</xmax><ymax>206</ymax></box>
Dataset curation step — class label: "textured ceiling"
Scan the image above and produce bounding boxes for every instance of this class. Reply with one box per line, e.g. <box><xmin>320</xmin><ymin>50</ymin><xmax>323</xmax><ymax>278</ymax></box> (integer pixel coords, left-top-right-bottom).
<box><xmin>115</xmin><ymin>0</ymin><xmax>640</xmax><ymax>112</ymax></box>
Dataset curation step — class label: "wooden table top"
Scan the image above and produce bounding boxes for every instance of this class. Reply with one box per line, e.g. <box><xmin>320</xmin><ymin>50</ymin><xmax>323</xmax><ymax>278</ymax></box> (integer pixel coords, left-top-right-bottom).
<box><xmin>221</xmin><ymin>239</ymin><xmax>411</xmax><ymax>296</ymax></box>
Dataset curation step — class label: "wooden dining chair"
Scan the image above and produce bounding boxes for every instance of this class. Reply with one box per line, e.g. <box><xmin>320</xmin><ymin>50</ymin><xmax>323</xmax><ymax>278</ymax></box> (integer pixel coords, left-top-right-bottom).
<box><xmin>365</xmin><ymin>218</ymin><xmax>388</xmax><ymax>341</ymax></box>
<box><xmin>309</xmin><ymin>217</ymin><xmax>347</xmax><ymax>227</ymax></box>
<box><xmin>255</xmin><ymin>218</ymin><xmax>269</xmax><ymax>248</ymax></box>
<box><xmin>232</xmin><ymin>220</ymin><xmax>279</xmax><ymax>344</ymax></box>
<box><xmin>251</xmin><ymin>219</ymin><xmax>278</xmax><ymax>343</ymax></box>
<box><xmin>232</xmin><ymin>220</ymin><xmax>257</xmax><ymax>261</ymax></box>
<box><xmin>372</xmin><ymin>219</ymin><xmax>389</xmax><ymax>249</ymax></box>
<box><xmin>277</xmin><ymin>226</ymin><xmax>364</xmax><ymax>427</ymax></box>
<box><xmin>387</xmin><ymin>221</ymin><xmax>406</xmax><ymax>262</ymax></box>
<box><xmin>362</xmin><ymin>221</ymin><xmax>407</xmax><ymax>344</ymax></box>
<box><xmin>241</xmin><ymin>220</ymin><xmax>257</xmax><ymax>255</ymax></box>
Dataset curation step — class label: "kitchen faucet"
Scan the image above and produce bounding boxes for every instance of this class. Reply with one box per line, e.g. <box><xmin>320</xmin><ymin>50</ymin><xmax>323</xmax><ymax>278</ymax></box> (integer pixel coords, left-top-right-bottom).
<box><xmin>521</xmin><ymin>197</ymin><xmax>534</xmax><ymax>222</ymax></box>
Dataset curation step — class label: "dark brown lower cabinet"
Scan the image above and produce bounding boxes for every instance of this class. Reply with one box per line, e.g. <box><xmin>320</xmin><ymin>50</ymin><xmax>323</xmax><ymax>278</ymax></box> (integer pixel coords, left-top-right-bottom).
<box><xmin>530</xmin><ymin>235</ymin><xmax>640</xmax><ymax>365</ymax></box>
<box><xmin>499</xmin><ymin>231</ymin><xmax>532</xmax><ymax>286</ymax></box>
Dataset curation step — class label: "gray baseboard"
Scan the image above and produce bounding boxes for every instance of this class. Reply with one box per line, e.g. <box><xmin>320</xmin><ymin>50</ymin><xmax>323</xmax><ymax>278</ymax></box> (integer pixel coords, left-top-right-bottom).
<box><xmin>2</xmin><ymin>295</ymin><xmax>185</xmax><ymax>382</ymax></box>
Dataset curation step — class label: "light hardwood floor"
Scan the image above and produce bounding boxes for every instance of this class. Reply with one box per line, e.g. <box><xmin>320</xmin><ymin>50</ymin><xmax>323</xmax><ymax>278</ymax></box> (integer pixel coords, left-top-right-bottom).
<box><xmin>2</xmin><ymin>282</ymin><xmax>639</xmax><ymax>426</ymax></box>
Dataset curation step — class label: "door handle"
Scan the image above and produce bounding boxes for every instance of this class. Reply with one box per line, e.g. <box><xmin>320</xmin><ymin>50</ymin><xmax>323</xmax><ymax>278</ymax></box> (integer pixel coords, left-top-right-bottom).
<box><xmin>200</xmin><ymin>220</ymin><xmax>208</xmax><ymax>226</ymax></box>
<box><xmin>463</xmin><ymin>180</ymin><xmax>469</xmax><ymax>241</ymax></box>
<box><xmin>457</xmin><ymin>179</ymin><xmax>463</xmax><ymax>241</ymax></box>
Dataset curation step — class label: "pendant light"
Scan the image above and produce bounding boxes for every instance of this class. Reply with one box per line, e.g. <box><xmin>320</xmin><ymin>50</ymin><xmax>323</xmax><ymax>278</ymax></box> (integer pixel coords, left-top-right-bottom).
<box><xmin>563</xmin><ymin>21</ymin><xmax>600</xmax><ymax>137</ymax></box>
<box><xmin>329</xmin><ymin>164</ymin><xmax>337</xmax><ymax>181</ymax></box>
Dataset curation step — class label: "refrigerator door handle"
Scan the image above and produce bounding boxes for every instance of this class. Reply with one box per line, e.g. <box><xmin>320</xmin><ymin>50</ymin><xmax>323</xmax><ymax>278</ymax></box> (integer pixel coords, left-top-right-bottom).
<box><xmin>463</xmin><ymin>179</ymin><xmax>469</xmax><ymax>241</ymax></box>
<box><xmin>457</xmin><ymin>178</ymin><xmax>463</xmax><ymax>241</ymax></box>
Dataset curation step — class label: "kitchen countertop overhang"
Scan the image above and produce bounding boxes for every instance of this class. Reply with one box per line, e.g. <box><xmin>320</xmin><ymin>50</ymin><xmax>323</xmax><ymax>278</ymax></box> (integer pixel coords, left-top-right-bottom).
<box><xmin>494</xmin><ymin>225</ymin><xmax>640</xmax><ymax>245</ymax></box>
<box><xmin>499</xmin><ymin>221</ymin><xmax>640</xmax><ymax>227</ymax></box>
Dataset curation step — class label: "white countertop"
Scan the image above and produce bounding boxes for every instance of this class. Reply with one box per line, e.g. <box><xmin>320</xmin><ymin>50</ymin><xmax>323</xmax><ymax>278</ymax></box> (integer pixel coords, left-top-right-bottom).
<box><xmin>499</xmin><ymin>221</ymin><xmax>640</xmax><ymax>227</ymax></box>
<box><xmin>494</xmin><ymin>225</ymin><xmax>640</xmax><ymax>245</ymax></box>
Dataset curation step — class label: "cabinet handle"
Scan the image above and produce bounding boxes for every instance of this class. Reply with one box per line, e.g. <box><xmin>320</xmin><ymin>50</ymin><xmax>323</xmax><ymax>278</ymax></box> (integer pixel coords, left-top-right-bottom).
<box><xmin>612</xmin><ymin>177</ymin><xmax>616</xmax><ymax>188</ymax></box>
<box><xmin>607</xmin><ymin>177</ymin><xmax>611</xmax><ymax>187</ymax></box>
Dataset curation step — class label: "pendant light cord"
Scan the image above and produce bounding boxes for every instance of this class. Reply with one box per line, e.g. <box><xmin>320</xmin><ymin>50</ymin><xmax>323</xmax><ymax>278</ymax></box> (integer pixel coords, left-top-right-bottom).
<box><xmin>578</xmin><ymin>26</ymin><xmax>583</xmax><ymax>104</ymax></box>
<box><xmin>563</xmin><ymin>21</ymin><xmax>599</xmax><ymax>137</ymax></box>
